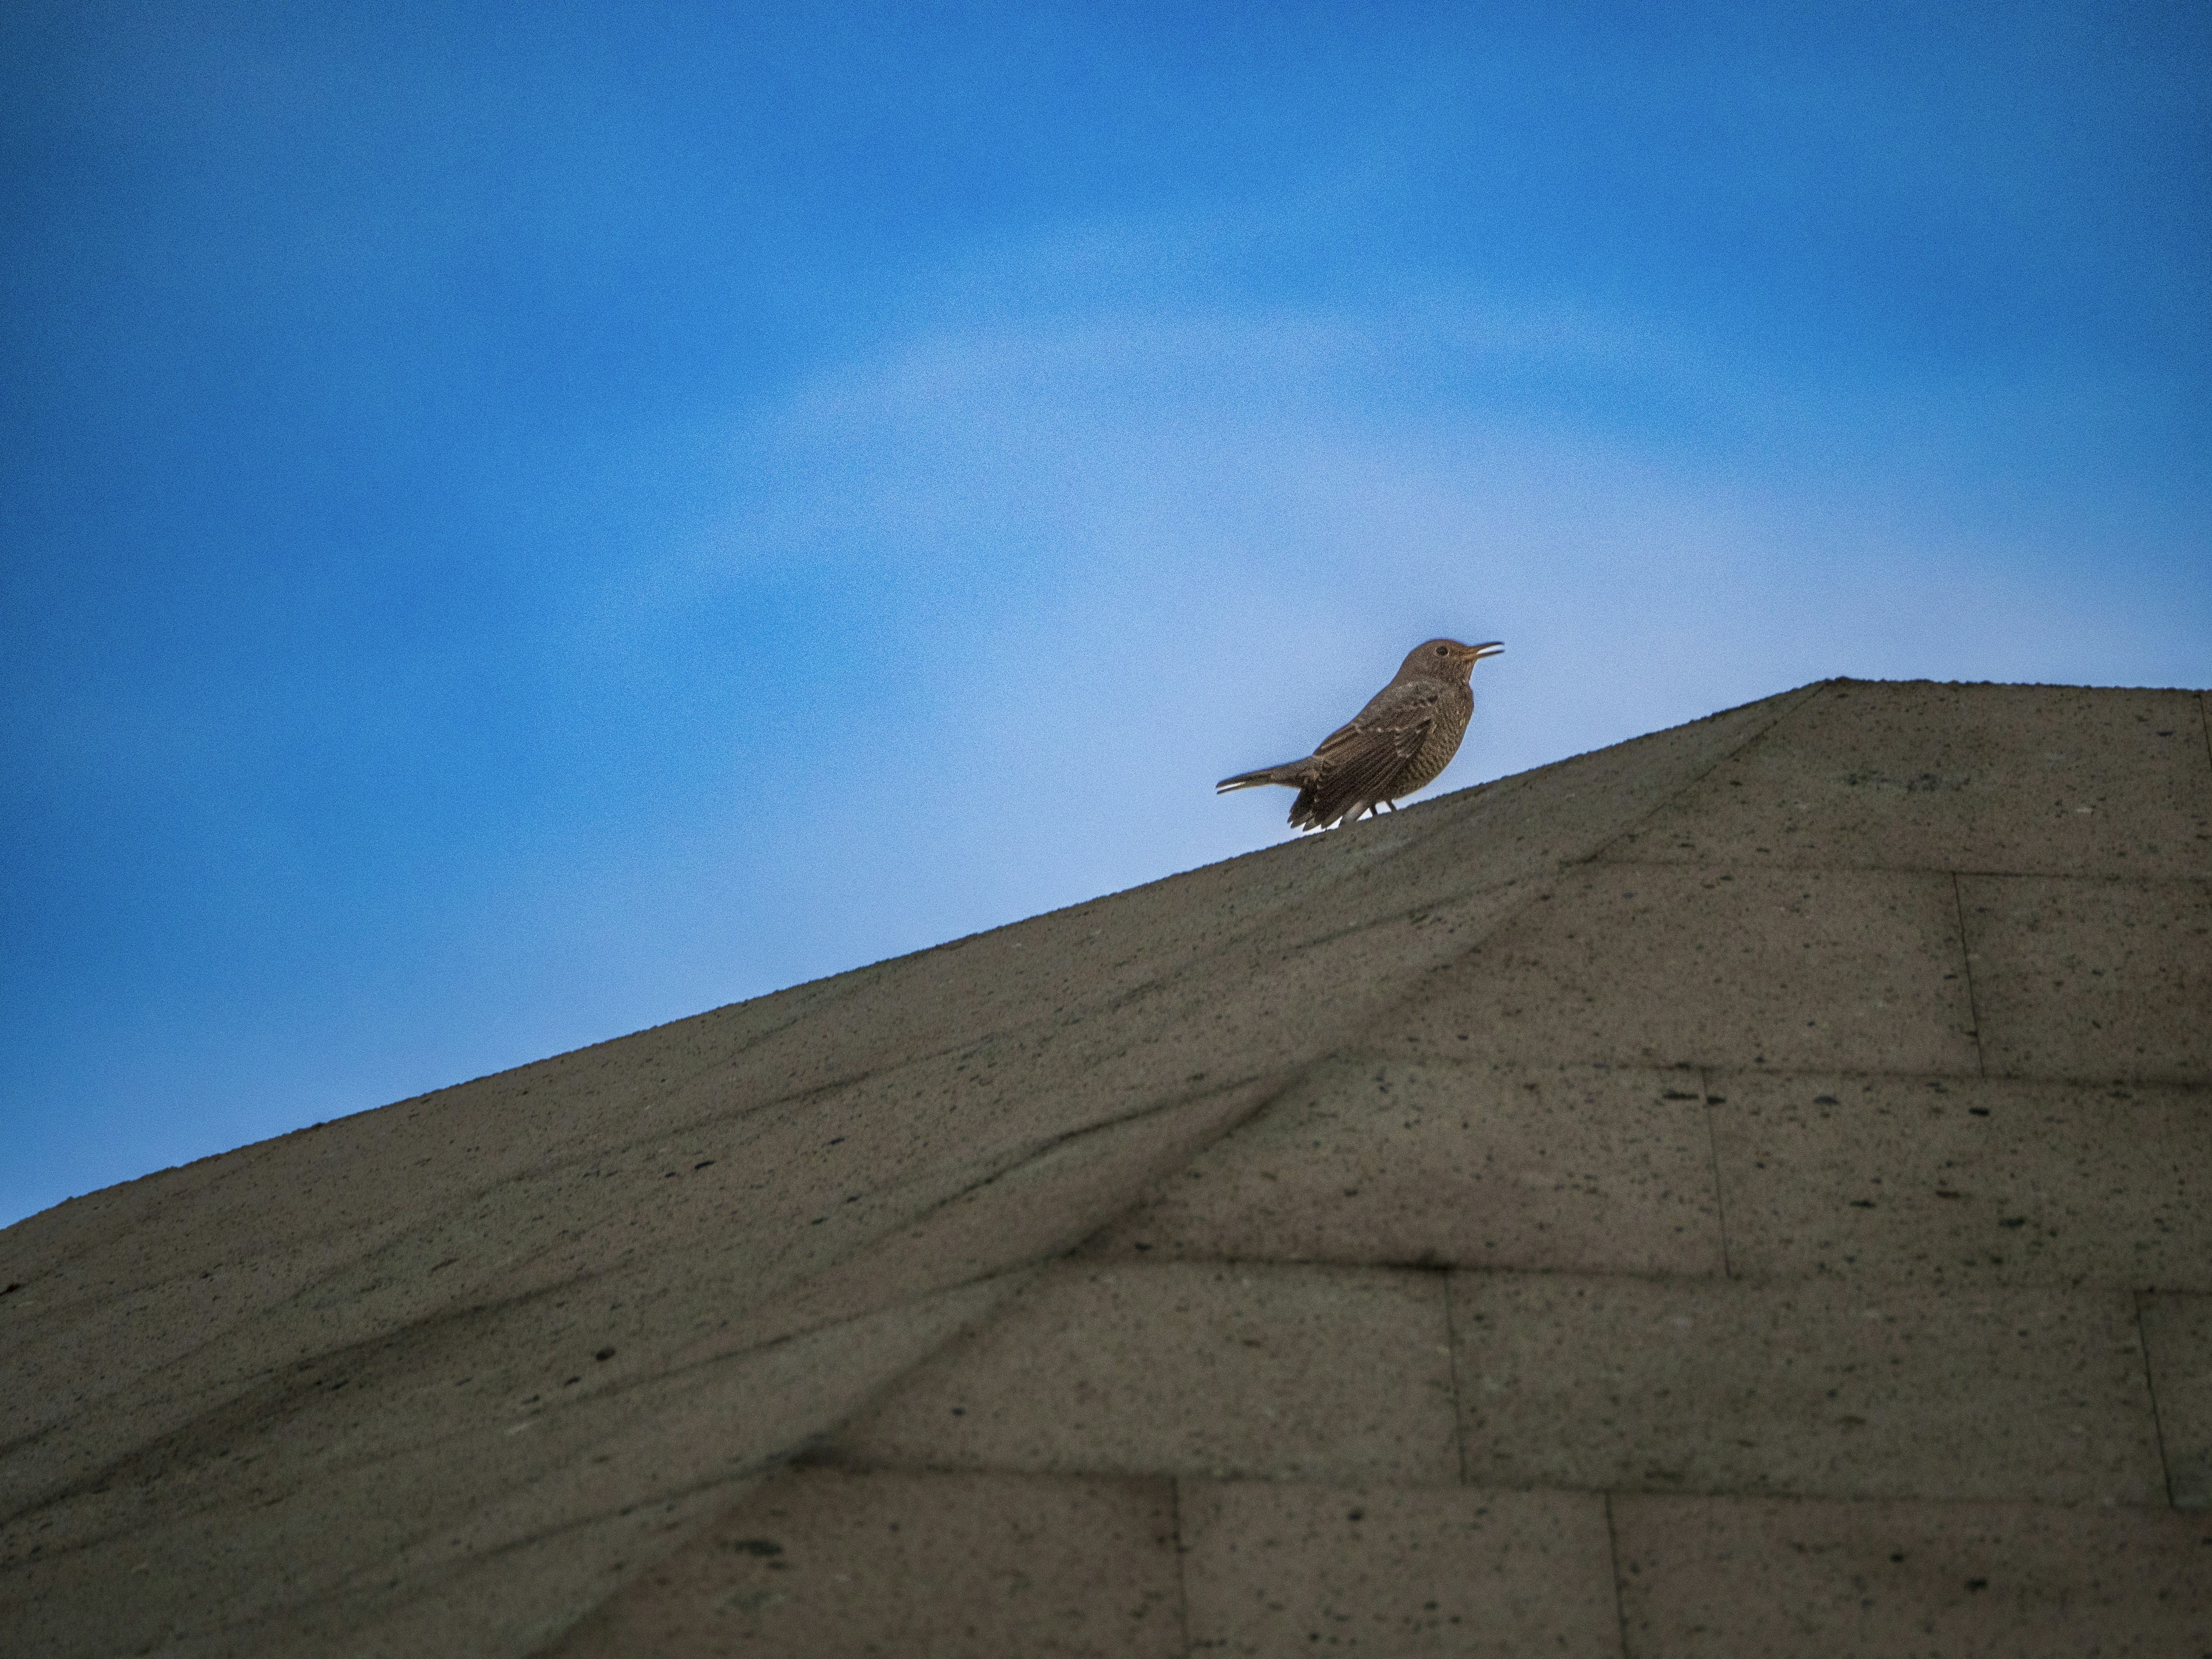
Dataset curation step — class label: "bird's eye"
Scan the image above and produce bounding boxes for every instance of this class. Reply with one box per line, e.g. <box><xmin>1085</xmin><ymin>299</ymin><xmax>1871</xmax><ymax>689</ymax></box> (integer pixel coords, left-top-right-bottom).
<box><xmin>1434</xmin><ymin>645</ymin><xmax>1448</xmax><ymax>655</ymax></box>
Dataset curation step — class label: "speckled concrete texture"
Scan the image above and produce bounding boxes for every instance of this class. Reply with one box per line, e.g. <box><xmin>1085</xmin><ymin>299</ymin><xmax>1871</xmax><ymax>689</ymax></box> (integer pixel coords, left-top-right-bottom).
<box><xmin>1710</xmin><ymin>1073</ymin><xmax>2212</xmax><ymax>1289</ymax></box>
<box><xmin>1178</xmin><ymin>1480</ymin><xmax>1620</xmax><ymax>1658</ymax></box>
<box><xmin>7</xmin><ymin>677</ymin><xmax>2208</xmax><ymax>1656</ymax></box>
<box><xmin>1449</xmin><ymin>1271</ymin><xmax>2165</xmax><ymax>1502</ymax></box>
<box><xmin>828</xmin><ymin>1261</ymin><xmax>1461</xmax><ymax>1484</ymax></box>
<box><xmin>1082</xmin><ymin>1059</ymin><xmax>1724</xmax><ymax>1276</ymax></box>
<box><xmin>0</xmin><ymin>1281</ymin><xmax>1015</xmax><ymax>1658</ymax></box>
<box><xmin>1611</xmin><ymin>1494</ymin><xmax>2212</xmax><ymax>1658</ymax></box>
<box><xmin>1959</xmin><ymin>875</ymin><xmax>2212</xmax><ymax>1082</ymax></box>
<box><xmin>1390</xmin><ymin>866</ymin><xmax>1983</xmax><ymax>1074</ymax></box>
<box><xmin>555</xmin><ymin>1468</ymin><xmax>1186</xmax><ymax>1658</ymax></box>
<box><xmin>1600</xmin><ymin>680</ymin><xmax>2212</xmax><ymax>877</ymax></box>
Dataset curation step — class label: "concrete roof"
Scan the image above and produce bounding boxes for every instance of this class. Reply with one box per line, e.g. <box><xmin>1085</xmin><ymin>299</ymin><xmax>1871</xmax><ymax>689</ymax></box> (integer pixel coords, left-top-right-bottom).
<box><xmin>5</xmin><ymin>678</ymin><xmax>2209</xmax><ymax>1657</ymax></box>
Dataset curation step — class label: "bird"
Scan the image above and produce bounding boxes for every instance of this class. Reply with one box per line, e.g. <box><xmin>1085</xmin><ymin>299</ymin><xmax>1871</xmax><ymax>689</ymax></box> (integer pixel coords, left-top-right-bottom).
<box><xmin>1217</xmin><ymin>637</ymin><xmax>1504</xmax><ymax>830</ymax></box>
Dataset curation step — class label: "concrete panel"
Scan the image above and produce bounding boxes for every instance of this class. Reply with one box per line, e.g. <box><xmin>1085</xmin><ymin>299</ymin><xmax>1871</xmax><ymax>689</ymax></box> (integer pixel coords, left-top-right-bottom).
<box><xmin>198</xmin><ymin>1483</ymin><xmax>744</xmax><ymax>1659</ymax></box>
<box><xmin>2141</xmin><ymin>1291</ymin><xmax>2212</xmax><ymax>1509</ymax></box>
<box><xmin>3</xmin><ymin>680</ymin><xmax>1803</xmax><ymax>1304</ymax></box>
<box><xmin>3</xmin><ymin>1041</ymin><xmax>1076</xmax><ymax>1514</ymax></box>
<box><xmin>0</xmin><ymin>1282</ymin><xmax>1014</xmax><ymax>1659</ymax></box>
<box><xmin>0</xmin><ymin>851</ymin><xmax>1512</xmax><ymax>1604</ymax></box>
<box><xmin>704</xmin><ymin>1076</ymin><xmax>1290</xmax><ymax>1358</ymax></box>
<box><xmin>1084</xmin><ymin>1059</ymin><xmax>1722</xmax><ymax>1278</ymax></box>
<box><xmin>1179</xmin><ymin>1479</ymin><xmax>1620</xmax><ymax>1658</ymax></box>
<box><xmin>1395</xmin><ymin>867</ymin><xmax>1980</xmax><ymax>1074</ymax></box>
<box><xmin>1025</xmin><ymin>878</ymin><xmax>1529</xmax><ymax>1108</ymax></box>
<box><xmin>35</xmin><ymin>676</ymin><xmax>2176</xmax><ymax>1654</ymax></box>
<box><xmin>1961</xmin><ymin>876</ymin><xmax>2212</xmax><ymax>1082</ymax></box>
<box><xmin>2</xmin><ymin>1224</ymin><xmax>384</xmax><ymax>1452</ymax></box>
<box><xmin>3</xmin><ymin>1053</ymin><xmax>1284</xmax><ymax>1518</ymax></box>
<box><xmin>0</xmin><ymin>682</ymin><xmax>1806</xmax><ymax>1479</ymax></box>
<box><xmin>1450</xmin><ymin>1271</ymin><xmax>2165</xmax><ymax>1502</ymax></box>
<box><xmin>1713</xmin><ymin>1073</ymin><xmax>2212</xmax><ymax>1289</ymax></box>
<box><xmin>831</xmin><ymin>1262</ymin><xmax>1460</xmax><ymax>1484</ymax></box>
<box><xmin>1612</xmin><ymin>1493</ymin><xmax>2212</xmax><ymax>1659</ymax></box>
<box><xmin>1601</xmin><ymin>680</ymin><xmax>2212</xmax><ymax>877</ymax></box>
<box><xmin>0</xmin><ymin>849</ymin><xmax>1309</xmax><ymax>1438</ymax></box>
<box><xmin>550</xmin><ymin>1468</ymin><xmax>1185</xmax><ymax>1659</ymax></box>
<box><xmin>460</xmin><ymin>1066</ymin><xmax>1288</xmax><ymax>1321</ymax></box>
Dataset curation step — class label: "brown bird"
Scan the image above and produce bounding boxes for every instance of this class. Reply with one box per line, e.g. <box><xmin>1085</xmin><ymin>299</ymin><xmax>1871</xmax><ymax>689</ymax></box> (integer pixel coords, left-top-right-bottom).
<box><xmin>1217</xmin><ymin>637</ymin><xmax>1504</xmax><ymax>830</ymax></box>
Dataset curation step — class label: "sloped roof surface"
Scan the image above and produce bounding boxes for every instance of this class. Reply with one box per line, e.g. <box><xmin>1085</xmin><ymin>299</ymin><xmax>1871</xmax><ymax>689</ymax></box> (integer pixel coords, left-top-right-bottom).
<box><xmin>4</xmin><ymin>679</ymin><xmax>2208</xmax><ymax>1657</ymax></box>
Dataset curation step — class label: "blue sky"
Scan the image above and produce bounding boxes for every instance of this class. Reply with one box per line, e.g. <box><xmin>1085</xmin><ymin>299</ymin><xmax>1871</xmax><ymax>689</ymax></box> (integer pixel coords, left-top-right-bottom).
<box><xmin>3</xmin><ymin>2</ymin><xmax>2206</xmax><ymax>1228</ymax></box>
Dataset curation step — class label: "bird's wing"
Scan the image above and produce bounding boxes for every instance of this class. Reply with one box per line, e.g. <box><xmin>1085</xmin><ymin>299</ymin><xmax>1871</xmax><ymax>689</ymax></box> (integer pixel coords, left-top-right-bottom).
<box><xmin>1310</xmin><ymin>685</ymin><xmax>1436</xmax><ymax>806</ymax></box>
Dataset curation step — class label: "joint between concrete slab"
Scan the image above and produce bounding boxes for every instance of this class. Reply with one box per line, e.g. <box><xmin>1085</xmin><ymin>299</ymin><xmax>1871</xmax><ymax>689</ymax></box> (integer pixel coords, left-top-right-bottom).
<box><xmin>1599</xmin><ymin>858</ymin><xmax>2212</xmax><ymax>883</ymax></box>
<box><xmin>1167</xmin><ymin>1476</ymin><xmax>1195</xmax><ymax>1657</ymax></box>
<box><xmin>1951</xmin><ymin>872</ymin><xmax>1987</xmax><ymax>1080</ymax></box>
<box><xmin>1603</xmin><ymin>1492</ymin><xmax>1631</xmax><ymax>1659</ymax></box>
<box><xmin>2135</xmin><ymin>1288</ymin><xmax>2181</xmax><ymax>1511</ymax></box>
<box><xmin>1700</xmin><ymin>1064</ymin><xmax>1736</xmax><ymax>1281</ymax></box>
<box><xmin>1329</xmin><ymin>1049</ymin><xmax>1994</xmax><ymax>1088</ymax></box>
<box><xmin>1442</xmin><ymin>1270</ymin><xmax>1470</xmax><ymax>1486</ymax></box>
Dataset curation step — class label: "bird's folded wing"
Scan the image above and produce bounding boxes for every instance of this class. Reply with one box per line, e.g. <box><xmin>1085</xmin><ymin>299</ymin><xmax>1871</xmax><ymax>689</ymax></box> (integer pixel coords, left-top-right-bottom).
<box><xmin>1311</xmin><ymin>708</ymin><xmax>1432</xmax><ymax>802</ymax></box>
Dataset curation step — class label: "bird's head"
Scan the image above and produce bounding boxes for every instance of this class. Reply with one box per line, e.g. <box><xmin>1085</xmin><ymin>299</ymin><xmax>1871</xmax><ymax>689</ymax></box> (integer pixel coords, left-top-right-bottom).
<box><xmin>1402</xmin><ymin>638</ymin><xmax>1505</xmax><ymax>681</ymax></box>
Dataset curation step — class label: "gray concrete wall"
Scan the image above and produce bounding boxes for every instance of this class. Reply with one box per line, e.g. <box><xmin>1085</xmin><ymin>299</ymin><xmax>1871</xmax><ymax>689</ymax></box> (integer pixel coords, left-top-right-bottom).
<box><xmin>5</xmin><ymin>680</ymin><xmax>2207</xmax><ymax>1657</ymax></box>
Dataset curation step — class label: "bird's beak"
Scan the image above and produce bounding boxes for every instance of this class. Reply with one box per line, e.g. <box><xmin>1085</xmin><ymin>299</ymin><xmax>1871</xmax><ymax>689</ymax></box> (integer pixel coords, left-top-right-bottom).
<box><xmin>1471</xmin><ymin>641</ymin><xmax>1505</xmax><ymax>661</ymax></box>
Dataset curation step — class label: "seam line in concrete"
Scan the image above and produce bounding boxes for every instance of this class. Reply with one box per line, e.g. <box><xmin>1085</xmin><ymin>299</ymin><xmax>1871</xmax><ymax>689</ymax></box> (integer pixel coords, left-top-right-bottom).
<box><xmin>1952</xmin><ymin>872</ymin><xmax>1987</xmax><ymax>1080</ymax></box>
<box><xmin>1603</xmin><ymin>1491</ymin><xmax>1631</xmax><ymax>1659</ymax></box>
<box><xmin>1168</xmin><ymin>1475</ymin><xmax>1195</xmax><ymax>1658</ymax></box>
<box><xmin>1287</xmin><ymin>1053</ymin><xmax>2211</xmax><ymax>1105</ymax></box>
<box><xmin>1982</xmin><ymin>1066</ymin><xmax>2212</xmax><ymax>1087</ymax></box>
<box><xmin>1324</xmin><ymin>1050</ymin><xmax>1993</xmax><ymax>1087</ymax></box>
<box><xmin>1700</xmin><ymin>1063</ymin><xmax>1735</xmax><ymax>1281</ymax></box>
<box><xmin>1273</xmin><ymin>1053</ymin><xmax>2208</xmax><ymax>1105</ymax></box>
<box><xmin>1068</xmin><ymin>1255</ymin><xmax>2210</xmax><ymax>1300</ymax></box>
<box><xmin>1441</xmin><ymin>1269</ymin><xmax>1469</xmax><ymax>1485</ymax></box>
<box><xmin>1599</xmin><ymin>858</ymin><xmax>2212</xmax><ymax>884</ymax></box>
<box><xmin>2135</xmin><ymin>1288</ymin><xmax>2181</xmax><ymax>1510</ymax></box>
<box><xmin>1347</xmin><ymin>1048</ymin><xmax>2212</xmax><ymax>1090</ymax></box>
<box><xmin>942</xmin><ymin>1067</ymin><xmax>1284</xmax><ymax>1200</ymax></box>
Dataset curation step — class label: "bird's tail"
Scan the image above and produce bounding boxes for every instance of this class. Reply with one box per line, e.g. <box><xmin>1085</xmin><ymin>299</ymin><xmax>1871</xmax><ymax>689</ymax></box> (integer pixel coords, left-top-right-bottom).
<box><xmin>1216</xmin><ymin>762</ymin><xmax>1309</xmax><ymax>793</ymax></box>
